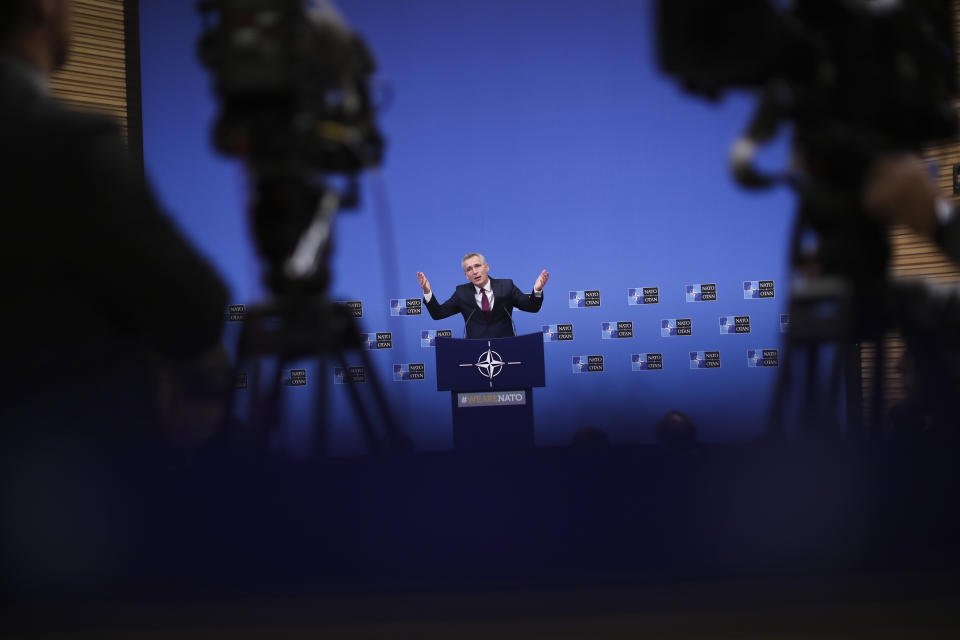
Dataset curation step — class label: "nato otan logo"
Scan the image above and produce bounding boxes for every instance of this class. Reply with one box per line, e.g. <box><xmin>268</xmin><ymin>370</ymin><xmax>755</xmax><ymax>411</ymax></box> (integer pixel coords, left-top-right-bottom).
<box><xmin>686</xmin><ymin>283</ymin><xmax>717</xmax><ymax>302</ymax></box>
<box><xmin>393</xmin><ymin>363</ymin><xmax>425</xmax><ymax>381</ymax></box>
<box><xmin>338</xmin><ymin>300</ymin><xmax>363</xmax><ymax>318</ymax></box>
<box><xmin>283</xmin><ymin>368</ymin><xmax>307</xmax><ymax>386</ymax></box>
<box><xmin>689</xmin><ymin>351</ymin><xmax>721</xmax><ymax>369</ymax></box>
<box><xmin>569</xmin><ymin>290</ymin><xmax>601</xmax><ymax>308</ymax></box>
<box><xmin>420</xmin><ymin>329</ymin><xmax>452</xmax><ymax>348</ymax></box>
<box><xmin>747</xmin><ymin>349</ymin><xmax>779</xmax><ymax>368</ymax></box>
<box><xmin>601</xmin><ymin>321</ymin><xmax>633</xmax><ymax>339</ymax></box>
<box><xmin>390</xmin><ymin>298</ymin><xmax>422</xmax><ymax>316</ymax></box>
<box><xmin>363</xmin><ymin>332</ymin><xmax>393</xmax><ymax>349</ymax></box>
<box><xmin>225</xmin><ymin>304</ymin><xmax>246</xmax><ymax>322</ymax></box>
<box><xmin>542</xmin><ymin>323</ymin><xmax>574</xmax><ymax>342</ymax></box>
<box><xmin>780</xmin><ymin>314</ymin><xmax>791</xmax><ymax>333</ymax></box>
<box><xmin>334</xmin><ymin>366</ymin><xmax>366</xmax><ymax>384</ymax></box>
<box><xmin>743</xmin><ymin>280</ymin><xmax>775</xmax><ymax>299</ymax></box>
<box><xmin>719</xmin><ymin>315</ymin><xmax>751</xmax><ymax>334</ymax></box>
<box><xmin>572</xmin><ymin>355</ymin><xmax>604</xmax><ymax>373</ymax></box>
<box><xmin>628</xmin><ymin>287</ymin><xmax>660</xmax><ymax>305</ymax></box>
<box><xmin>632</xmin><ymin>353</ymin><xmax>663</xmax><ymax>371</ymax></box>
<box><xmin>661</xmin><ymin>318</ymin><xmax>692</xmax><ymax>337</ymax></box>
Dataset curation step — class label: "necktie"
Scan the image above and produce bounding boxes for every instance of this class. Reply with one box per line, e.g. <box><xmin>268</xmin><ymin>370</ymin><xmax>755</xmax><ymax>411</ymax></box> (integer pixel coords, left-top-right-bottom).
<box><xmin>481</xmin><ymin>288</ymin><xmax>491</xmax><ymax>316</ymax></box>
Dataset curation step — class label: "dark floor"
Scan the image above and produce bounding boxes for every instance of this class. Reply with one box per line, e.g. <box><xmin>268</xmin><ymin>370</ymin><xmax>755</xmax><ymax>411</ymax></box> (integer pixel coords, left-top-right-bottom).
<box><xmin>4</xmin><ymin>442</ymin><xmax>960</xmax><ymax>637</ymax></box>
<box><xmin>9</xmin><ymin>570</ymin><xmax>960</xmax><ymax>638</ymax></box>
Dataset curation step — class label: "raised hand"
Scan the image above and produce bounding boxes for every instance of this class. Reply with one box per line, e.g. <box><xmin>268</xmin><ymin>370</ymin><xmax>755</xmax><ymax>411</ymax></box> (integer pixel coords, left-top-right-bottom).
<box><xmin>417</xmin><ymin>271</ymin><xmax>431</xmax><ymax>295</ymax></box>
<box><xmin>534</xmin><ymin>269</ymin><xmax>549</xmax><ymax>292</ymax></box>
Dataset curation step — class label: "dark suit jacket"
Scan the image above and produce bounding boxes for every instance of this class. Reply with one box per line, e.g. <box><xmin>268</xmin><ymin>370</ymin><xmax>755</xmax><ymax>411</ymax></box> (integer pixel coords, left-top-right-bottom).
<box><xmin>424</xmin><ymin>277</ymin><xmax>543</xmax><ymax>339</ymax></box>
<box><xmin>0</xmin><ymin>58</ymin><xmax>228</xmax><ymax>438</ymax></box>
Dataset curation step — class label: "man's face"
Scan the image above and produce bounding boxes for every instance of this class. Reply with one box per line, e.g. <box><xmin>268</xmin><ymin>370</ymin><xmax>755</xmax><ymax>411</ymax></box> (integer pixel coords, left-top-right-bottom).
<box><xmin>463</xmin><ymin>257</ymin><xmax>490</xmax><ymax>288</ymax></box>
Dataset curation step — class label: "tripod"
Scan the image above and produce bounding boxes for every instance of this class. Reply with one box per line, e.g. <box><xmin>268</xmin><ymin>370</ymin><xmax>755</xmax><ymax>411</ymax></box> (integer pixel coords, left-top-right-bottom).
<box><xmin>222</xmin><ymin>177</ymin><xmax>411</xmax><ymax>457</ymax></box>
<box><xmin>227</xmin><ymin>294</ymin><xmax>411</xmax><ymax>457</ymax></box>
<box><xmin>762</xmin><ymin>167</ymin><xmax>896</xmax><ymax>443</ymax></box>
<box><xmin>734</xmin><ymin>109</ymin><xmax>896</xmax><ymax>442</ymax></box>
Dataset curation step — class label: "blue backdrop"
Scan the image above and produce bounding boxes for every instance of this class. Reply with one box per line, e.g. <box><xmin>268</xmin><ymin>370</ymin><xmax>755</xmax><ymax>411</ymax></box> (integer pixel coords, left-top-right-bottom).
<box><xmin>138</xmin><ymin>0</ymin><xmax>794</xmax><ymax>454</ymax></box>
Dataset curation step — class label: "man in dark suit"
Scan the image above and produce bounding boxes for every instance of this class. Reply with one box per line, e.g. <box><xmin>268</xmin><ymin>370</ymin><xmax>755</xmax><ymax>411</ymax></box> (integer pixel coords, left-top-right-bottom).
<box><xmin>0</xmin><ymin>0</ymin><xmax>228</xmax><ymax>438</ymax></box>
<box><xmin>1</xmin><ymin>0</ymin><xmax>230</xmax><ymax>596</ymax></box>
<box><xmin>417</xmin><ymin>253</ymin><xmax>549</xmax><ymax>339</ymax></box>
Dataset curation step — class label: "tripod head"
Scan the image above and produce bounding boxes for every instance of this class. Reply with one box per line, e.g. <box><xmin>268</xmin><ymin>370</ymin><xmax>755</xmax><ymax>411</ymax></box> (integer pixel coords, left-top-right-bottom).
<box><xmin>198</xmin><ymin>0</ymin><xmax>384</xmax><ymax>298</ymax></box>
<box><xmin>658</xmin><ymin>0</ymin><xmax>956</xmax><ymax>293</ymax></box>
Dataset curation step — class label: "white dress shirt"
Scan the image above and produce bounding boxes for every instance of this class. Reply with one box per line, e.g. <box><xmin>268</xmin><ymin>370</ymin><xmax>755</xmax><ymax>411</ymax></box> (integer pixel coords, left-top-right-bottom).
<box><xmin>473</xmin><ymin>281</ymin><xmax>493</xmax><ymax>310</ymax></box>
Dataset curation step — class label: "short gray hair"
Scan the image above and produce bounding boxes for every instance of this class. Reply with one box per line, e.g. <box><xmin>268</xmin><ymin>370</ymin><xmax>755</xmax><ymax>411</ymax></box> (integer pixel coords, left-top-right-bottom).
<box><xmin>461</xmin><ymin>252</ymin><xmax>486</xmax><ymax>269</ymax></box>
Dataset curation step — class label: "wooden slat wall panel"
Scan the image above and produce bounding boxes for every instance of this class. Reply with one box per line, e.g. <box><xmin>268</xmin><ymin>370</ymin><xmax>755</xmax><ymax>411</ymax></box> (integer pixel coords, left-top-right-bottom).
<box><xmin>48</xmin><ymin>0</ymin><xmax>127</xmax><ymax>140</ymax></box>
<box><xmin>860</xmin><ymin>0</ymin><xmax>960</xmax><ymax>429</ymax></box>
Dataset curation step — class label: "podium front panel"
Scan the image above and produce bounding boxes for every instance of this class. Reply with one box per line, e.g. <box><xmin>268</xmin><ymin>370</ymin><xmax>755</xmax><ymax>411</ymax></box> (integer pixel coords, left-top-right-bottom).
<box><xmin>435</xmin><ymin>333</ymin><xmax>545</xmax><ymax>392</ymax></box>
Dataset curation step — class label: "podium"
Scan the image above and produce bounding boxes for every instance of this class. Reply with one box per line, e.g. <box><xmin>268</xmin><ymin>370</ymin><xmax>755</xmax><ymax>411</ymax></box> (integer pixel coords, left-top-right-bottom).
<box><xmin>435</xmin><ymin>333</ymin><xmax>545</xmax><ymax>452</ymax></box>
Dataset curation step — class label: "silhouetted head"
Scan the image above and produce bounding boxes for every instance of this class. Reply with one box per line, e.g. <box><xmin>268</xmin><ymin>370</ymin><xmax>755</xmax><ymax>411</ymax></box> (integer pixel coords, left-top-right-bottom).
<box><xmin>655</xmin><ymin>410</ymin><xmax>697</xmax><ymax>452</ymax></box>
<box><xmin>0</xmin><ymin>0</ymin><xmax>73</xmax><ymax>76</ymax></box>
